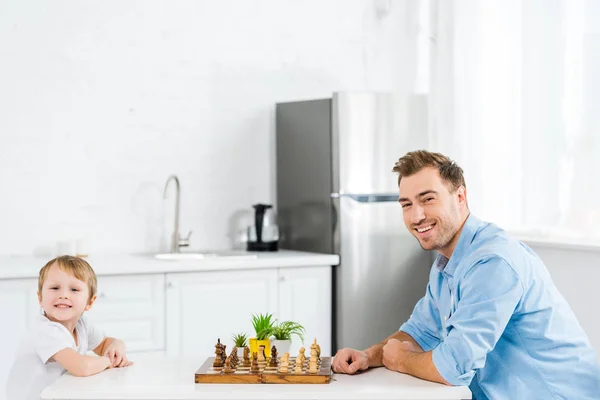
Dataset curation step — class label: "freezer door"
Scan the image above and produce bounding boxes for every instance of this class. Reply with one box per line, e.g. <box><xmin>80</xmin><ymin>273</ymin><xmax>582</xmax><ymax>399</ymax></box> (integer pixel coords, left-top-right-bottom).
<box><xmin>332</xmin><ymin>92</ymin><xmax>428</xmax><ymax>195</ymax></box>
<box><xmin>333</xmin><ymin>195</ymin><xmax>432</xmax><ymax>352</ymax></box>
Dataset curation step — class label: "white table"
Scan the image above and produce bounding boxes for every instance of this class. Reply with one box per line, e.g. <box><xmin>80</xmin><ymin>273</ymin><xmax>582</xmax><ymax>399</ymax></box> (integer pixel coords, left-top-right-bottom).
<box><xmin>41</xmin><ymin>355</ymin><xmax>472</xmax><ymax>400</ymax></box>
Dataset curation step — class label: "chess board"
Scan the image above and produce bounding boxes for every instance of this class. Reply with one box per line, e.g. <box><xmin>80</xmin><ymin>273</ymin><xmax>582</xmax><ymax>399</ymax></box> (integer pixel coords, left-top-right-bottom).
<box><xmin>195</xmin><ymin>356</ymin><xmax>332</xmax><ymax>384</ymax></box>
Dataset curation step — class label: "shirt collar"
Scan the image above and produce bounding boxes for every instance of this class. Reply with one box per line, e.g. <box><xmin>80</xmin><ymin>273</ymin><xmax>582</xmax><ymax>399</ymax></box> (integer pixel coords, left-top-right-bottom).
<box><xmin>435</xmin><ymin>213</ymin><xmax>484</xmax><ymax>276</ymax></box>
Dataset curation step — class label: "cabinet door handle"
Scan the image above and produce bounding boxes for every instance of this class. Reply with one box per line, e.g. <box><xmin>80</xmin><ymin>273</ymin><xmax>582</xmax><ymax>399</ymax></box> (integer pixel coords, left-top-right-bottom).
<box><xmin>279</xmin><ymin>276</ymin><xmax>286</xmax><ymax>282</ymax></box>
<box><xmin>167</xmin><ymin>281</ymin><xmax>175</xmax><ymax>288</ymax></box>
<box><xmin>98</xmin><ymin>292</ymin><xmax>106</xmax><ymax>298</ymax></box>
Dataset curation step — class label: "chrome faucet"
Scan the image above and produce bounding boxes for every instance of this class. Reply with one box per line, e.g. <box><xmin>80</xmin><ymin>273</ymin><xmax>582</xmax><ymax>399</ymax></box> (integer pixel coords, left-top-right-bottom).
<box><xmin>163</xmin><ymin>175</ymin><xmax>192</xmax><ymax>253</ymax></box>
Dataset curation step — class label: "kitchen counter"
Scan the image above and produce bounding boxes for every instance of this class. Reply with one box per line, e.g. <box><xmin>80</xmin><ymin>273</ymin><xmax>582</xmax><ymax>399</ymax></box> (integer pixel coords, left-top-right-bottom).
<box><xmin>0</xmin><ymin>250</ymin><xmax>340</xmax><ymax>279</ymax></box>
<box><xmin>41</xmin><ymin>355</ymin><xmax>471</xmax><ymax>400</ymax></box>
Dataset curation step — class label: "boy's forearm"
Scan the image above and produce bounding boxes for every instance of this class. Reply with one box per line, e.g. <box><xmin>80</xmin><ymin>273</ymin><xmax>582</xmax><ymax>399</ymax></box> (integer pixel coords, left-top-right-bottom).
<box><xmin>365</xmin><ymin>331</ymin><xmax>423</xmax><ymax>368</ymax></box>
<box><xmin>71</xmin><ymin>355</ymin><xmax>111</xmax><ymax>377</ymax></box>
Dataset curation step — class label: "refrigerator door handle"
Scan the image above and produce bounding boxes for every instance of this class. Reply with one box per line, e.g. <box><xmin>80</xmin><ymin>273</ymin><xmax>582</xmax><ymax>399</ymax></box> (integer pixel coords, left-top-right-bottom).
<box><xmin>332</xmin><ymin>193</ymin><xmax>399</xmax><ymax>203</ymax></box>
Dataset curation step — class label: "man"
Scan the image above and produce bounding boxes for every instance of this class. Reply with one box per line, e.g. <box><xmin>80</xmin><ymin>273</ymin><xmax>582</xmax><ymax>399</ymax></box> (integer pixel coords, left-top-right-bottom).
<box><xmin>332</xmin><ymin>150</ymin><xmax>600</xmax><ymax>399</ymax></box>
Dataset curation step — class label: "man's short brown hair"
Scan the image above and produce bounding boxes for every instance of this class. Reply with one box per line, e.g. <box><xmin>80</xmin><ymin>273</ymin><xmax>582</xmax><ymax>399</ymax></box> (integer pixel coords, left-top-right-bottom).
<box><xmin>392</xmin><ymin>150</ymin><xmax>466</xmax><ymax>191</ymax></box>
<box><xmin>38</xmin><ymin>255</ymin><xmax>97</xmax><ymax>301</ymax></box>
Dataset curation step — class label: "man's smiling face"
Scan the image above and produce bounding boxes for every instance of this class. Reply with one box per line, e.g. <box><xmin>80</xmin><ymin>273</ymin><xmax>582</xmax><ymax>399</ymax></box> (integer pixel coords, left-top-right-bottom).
<box><xmin>398</xmin><ymin>167</ymin><xmax>467</xmax><ymax>258</ymax></box>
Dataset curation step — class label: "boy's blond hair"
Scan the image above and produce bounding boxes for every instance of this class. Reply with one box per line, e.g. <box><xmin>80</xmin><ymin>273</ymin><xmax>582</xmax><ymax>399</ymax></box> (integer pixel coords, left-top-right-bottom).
<box><xmin>38</xmin><ymin>255</ymin><xmax>98</xmax><ymax>301</ymax></box>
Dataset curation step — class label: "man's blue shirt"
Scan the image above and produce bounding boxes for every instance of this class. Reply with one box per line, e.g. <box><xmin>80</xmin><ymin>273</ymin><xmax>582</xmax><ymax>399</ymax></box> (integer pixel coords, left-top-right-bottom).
<box><xmin>400</xmin><ymin>214</ymin><xmax>600</xmax><ymax>399</ymax></box>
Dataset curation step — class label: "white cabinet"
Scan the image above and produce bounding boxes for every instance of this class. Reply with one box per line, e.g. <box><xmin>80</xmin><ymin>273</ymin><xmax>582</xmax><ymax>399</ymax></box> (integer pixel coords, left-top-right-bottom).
<box><xmin>0</xmin><ymin>278</ymin><xmax>39</xmax><ymax>399</ymax></box>
<box><xmin>278</xmin><ymin>266</ymin><xmax>332</xmax><ymax>356</ymax></box>
<box><xmin>86</xmin><ymin>274</ymin><xmax>165</xmax><ymax>353</ymax></box>
<box><xmin>165</xmin><ymin>269</ymin><xmax>279</xmax><ymax>358</ymax></box>
<box><xmin>165</xmin><ymin>266</ymin><xmax>333</xmax><ymax>359</ymax></box>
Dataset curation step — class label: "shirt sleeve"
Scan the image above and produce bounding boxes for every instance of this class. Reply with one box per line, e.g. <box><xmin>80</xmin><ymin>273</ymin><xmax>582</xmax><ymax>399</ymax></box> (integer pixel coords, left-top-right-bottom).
<box><xmin>399</xmin><ymin>281</ymin><xmax>443</xmax><ymax>352</ymax></box>
<box><xmin>33</xmin><ymin>321</ymin><xmax>75</xmax><ymax>364</ymax></box>
<box><xmin>432</xmin><ymin>256</ymin><xmax>524</xmax><ymax>386</ymax></box>
<box><xmin>81</xmin><ymin>315</ymin><xmax>106</xmax><ymax>352</ymax></box>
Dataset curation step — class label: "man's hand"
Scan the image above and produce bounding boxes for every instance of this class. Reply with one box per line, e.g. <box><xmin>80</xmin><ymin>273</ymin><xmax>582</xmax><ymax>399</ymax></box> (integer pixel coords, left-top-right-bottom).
<box><xmin>332</xmin><ymin>348</ymin><xmax>369</xmax><ymax>374</ymax></box>
<box><xmin>382</xmin><ymin>339</ymin><xmax>415</xmax><ymax>373</ymax></box>
<box><xmin>103</xmin><ymin>339</ymin><xmax>133</xmax><ymax>368</ymax></box>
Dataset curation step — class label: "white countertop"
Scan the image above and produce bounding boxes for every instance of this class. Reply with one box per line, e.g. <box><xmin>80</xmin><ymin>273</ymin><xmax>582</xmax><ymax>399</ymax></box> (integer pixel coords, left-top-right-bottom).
<box><xmin>41</xmin><ymin>355</ymin><xmax>471</xmax><ymax>400</ymax></box>
<box><xmin>0</xmin><ymin>250</ymin><xmax>340</xmax><ymax>280</ymax></box>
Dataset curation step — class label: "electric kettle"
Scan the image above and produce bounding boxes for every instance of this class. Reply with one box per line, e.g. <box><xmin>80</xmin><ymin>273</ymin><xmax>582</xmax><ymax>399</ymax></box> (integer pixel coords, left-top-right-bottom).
<box><xmin>247</xmin><ymin>203</ymin><xmax>279</xmax><ymax>251</ymax></box>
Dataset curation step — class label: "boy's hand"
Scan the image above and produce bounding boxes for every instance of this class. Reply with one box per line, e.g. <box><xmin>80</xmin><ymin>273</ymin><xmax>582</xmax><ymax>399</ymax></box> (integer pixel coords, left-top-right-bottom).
<box><xmin>103</xmin><ymin>339</ymin><xmax>133</xmax><ymax>368</ymax></box>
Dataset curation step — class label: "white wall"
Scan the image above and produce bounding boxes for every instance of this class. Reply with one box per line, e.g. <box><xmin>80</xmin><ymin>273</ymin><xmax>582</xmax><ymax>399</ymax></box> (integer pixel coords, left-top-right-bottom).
<box><xmin>527</xmin><ymin>244</ymin><xmax>600</xmax><ymax>358</ymax></box>
<box><xmin>0</xmin><ymin>0</ymin><xmax>423</xmax><ymax>256</ymax></box>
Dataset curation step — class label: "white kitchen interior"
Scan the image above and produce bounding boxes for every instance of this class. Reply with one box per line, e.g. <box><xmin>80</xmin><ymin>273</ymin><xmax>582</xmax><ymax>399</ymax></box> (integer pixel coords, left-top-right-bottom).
<box><xmin>1</xmin><ymin>0</ymin><xmax>600</xmax><ymax>399</ymax></box>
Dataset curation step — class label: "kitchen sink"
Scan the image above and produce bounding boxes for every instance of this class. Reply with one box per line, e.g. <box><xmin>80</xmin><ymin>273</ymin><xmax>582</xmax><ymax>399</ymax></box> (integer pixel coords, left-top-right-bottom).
<box><xmin>154</xmin><ymin>251</ymin><xmax>258</xmax><ymax>261</ymax></box>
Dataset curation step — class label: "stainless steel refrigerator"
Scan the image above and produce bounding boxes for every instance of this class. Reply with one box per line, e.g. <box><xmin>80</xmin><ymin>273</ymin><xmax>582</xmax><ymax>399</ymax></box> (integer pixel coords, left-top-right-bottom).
<box><xmin>275</xmin><ymin>92</ymin><xmax>433</xmax><ymax>352</ymax></box>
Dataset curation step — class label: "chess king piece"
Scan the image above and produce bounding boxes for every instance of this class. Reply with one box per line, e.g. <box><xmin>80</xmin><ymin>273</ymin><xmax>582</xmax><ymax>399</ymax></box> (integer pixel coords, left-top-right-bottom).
<box><xmin>223</xmin><ymin>356</ymin><xmax>234</xmax><ymax>373</ymax></box>
<box><xmin>213</xmin><ymin>338</ymin><xmax>224</xmax><ymax>367</ymax></box>
<box><xmin>250</xmin><ymin>352</ymin><xmax>260</xmax><ymax>373</ymax></box>
<box><xmin>269</xmin><ymin>346</ymin><xmax>278</xmax><ymax>367</ymax></box>
<box><xmin>243</xmin><ymin>346</ymin><xmax>251</xmax><ymax>367</ymax></box>
<box><xmin>278</xmin><ymin>352</ymin><xmax>290</xmax><ymax>373</ymax></box>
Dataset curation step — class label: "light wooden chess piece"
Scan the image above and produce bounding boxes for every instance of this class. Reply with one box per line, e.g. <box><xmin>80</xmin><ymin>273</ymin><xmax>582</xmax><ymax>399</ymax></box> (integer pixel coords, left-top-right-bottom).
<box><xmin>258</xmin><ymin>345</ymin><xmax>266</xmax><ymax>362</ymax></box>
<box><xmin>294</xmin><ymin>357</ymin><xmax>303</xmax><ymax>374</ymax></box>
<box><xmin>278</xmin><ymin>352</ymin><xmax>290</xmax><ymax>373</ymax></box>
<box><xmin>298</xmin><ymin>347</ymin><xmax>306</xmax><ymax>365</ymax></box>
<box><xmin>307</xmin><ymin>347</ymin><xmax>319</xmax><ymax>373</ymax></box>
<box><xmin>223</xmin><ymin>356</ymin><xmax>234</xmax><ymax>373</ymax></box>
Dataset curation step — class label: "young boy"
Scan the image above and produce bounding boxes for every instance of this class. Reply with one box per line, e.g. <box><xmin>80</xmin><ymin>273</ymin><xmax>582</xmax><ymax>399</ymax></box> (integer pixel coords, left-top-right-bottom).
<box><xmin>6</xmin><ymin>255</ymin><xmax>132</xmax><ymax>400</ymax></box>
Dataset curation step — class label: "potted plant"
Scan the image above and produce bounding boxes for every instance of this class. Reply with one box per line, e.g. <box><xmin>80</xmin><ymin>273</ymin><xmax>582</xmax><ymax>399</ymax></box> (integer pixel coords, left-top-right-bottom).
<box><xmin>231</xmin><ymin>332</ymin><xmax>248</xmax><ymax>357</ymax></box>
<box><xmin>249</xmin><ymin>312</ymin><xmax>274</xmax><ymax>358</ymax></box>
<box><xmin>268</xmin><ymin>320</ymin><xmax>306</xmax><ymax>355</ymax></box>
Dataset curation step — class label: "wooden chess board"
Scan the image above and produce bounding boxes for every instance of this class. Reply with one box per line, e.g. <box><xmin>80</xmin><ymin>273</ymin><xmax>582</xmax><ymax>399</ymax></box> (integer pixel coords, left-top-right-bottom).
<box><xmin>195</xmin><ymin>356</ymin><xmax>332</xmax><ymax>384</ymax></box>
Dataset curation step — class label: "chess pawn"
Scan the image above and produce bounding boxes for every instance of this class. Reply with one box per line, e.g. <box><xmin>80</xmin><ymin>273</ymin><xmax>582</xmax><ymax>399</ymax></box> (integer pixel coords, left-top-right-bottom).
<box><xmin>221</xmin><ymin>345</ymin><xmax>227</xmax><ymax>363</ymax></box>
<box><xmin>258</xmin><ymin>345</ymin><xmax>266</xmax><ymax>362</ymax></box>
<box><xmin>223</xmin><ymin>356</ymin><xmax>234</xmax><ymax>373</ymax></box>
<box><xmin>243</xmin><ymin>346</ymin><xmax>251</xmax><ymax>367</ymax></box>
<box><xmin>294</xmin><ymin>359</ymin><xmax>303</xmax><ymax>374</ymax></box>
<box><xmin>308</xmin><ymin>357</ymin><xmax>319</xmax><ymax>374</ymax></box>
<box><xmin>278</xmin><ymin>352</ymin><xmax>290</xmax><ymax>373</ymax></box>
<box><xmin>250</xmin><ymin>352</ymin><xmax>260</xmax><ymax>373</ymax></box>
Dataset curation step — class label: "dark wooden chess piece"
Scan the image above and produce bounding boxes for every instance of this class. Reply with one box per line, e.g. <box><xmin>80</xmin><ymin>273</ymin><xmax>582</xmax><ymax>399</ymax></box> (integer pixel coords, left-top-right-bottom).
<box><xmin>269</xmin><ymin>345</ymin><xmax>278</xmax><ymax>367</ymax></box>
<box><xmin>213</xmin><ymin>339</ymin><xmax>224</xmax><ymax>367</ymax></box>
<box><xmin>243</xmin><ymin>346</ymin><xmax>251</xmax><ymax>367</ymax></box>
<box><xmin>221</xmin><ymin>344</ymin><xmax>227</xmax><ymax>363</ymax></box>
<box><xmin>250</xmin><ymin>351</ymin><xmax>260</xmax><ymax>373</ymax></box>
<box><xmin>223</xmin><ymin>356</ymin><xmax>234</xmax><ymax>373</ymax></box>
<box><xmin>230</xmin><ymin>346</ymin><xmax>239</xmax><ymax>367</ymax></box>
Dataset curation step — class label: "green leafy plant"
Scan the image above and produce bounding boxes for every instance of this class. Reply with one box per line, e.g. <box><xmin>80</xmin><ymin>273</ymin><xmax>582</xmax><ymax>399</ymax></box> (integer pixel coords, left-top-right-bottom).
<box><xmin>231</xmin><ymin>332</ymin><xmax>248</xmax><ymax>347</ymax></box>
<box><xmin>264</xmin><ymin>320</ymin><xmax>306</xmax><ymax>342</ymax></box>
<box><xmin>251</xmin><ymin>313</ymin><xmax>275</xmax><ymax>340</ymax></box>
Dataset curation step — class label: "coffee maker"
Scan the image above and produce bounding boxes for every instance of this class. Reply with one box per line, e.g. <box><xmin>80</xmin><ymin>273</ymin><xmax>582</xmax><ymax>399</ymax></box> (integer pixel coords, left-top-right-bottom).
<box><xmin>247</xmin><ymin>203</ymin><xmax>279</xmax><ymax>251</ymax></box>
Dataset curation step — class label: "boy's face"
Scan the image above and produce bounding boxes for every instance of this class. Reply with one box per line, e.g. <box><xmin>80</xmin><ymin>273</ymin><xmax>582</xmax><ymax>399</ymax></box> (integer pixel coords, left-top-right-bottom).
<box><xmin>38</xmin><ymin>263</ymin><xmax>96</xmax><ymax>324</ymax></box>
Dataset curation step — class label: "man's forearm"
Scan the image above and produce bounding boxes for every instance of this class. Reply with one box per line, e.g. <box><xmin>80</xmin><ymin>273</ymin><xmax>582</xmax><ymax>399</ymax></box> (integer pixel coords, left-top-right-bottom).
<box><xmin>398</xmin><ymin>350</ymin><xmax>450</xmax><ymax>385</ymax></box>
<box><xmin>365</xmin><ymin>331</ymin><xmax>423</xmax><ymax>368</ymax></box>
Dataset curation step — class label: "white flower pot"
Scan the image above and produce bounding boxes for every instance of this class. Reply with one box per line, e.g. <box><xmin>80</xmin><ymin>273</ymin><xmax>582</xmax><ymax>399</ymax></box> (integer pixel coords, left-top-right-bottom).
<box><xmin>237</xmin><ymin>346</ymin><xmax>246</xmax><ymax>358</ymax></box>
<box><xmin>270</xmin><ymin>339</ymin><xmax>292</xmax><ymax>355</ymax></box>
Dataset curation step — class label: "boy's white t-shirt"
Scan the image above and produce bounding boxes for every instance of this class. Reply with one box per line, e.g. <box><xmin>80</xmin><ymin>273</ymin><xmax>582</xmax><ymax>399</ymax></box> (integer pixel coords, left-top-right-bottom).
<box><xmin>6</xmin><ymin>314</ymin><xmax>104</xmax><ymax>400</ymax></box>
